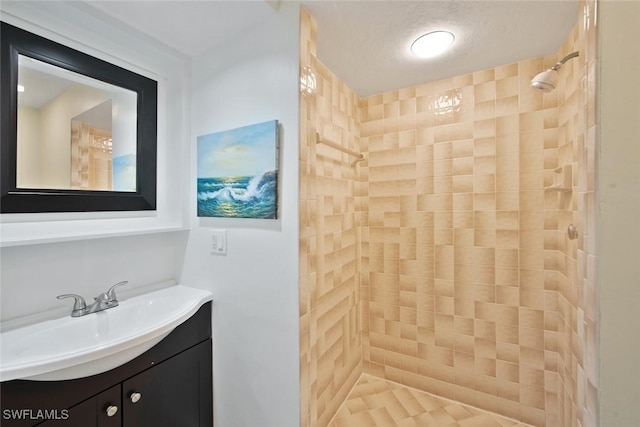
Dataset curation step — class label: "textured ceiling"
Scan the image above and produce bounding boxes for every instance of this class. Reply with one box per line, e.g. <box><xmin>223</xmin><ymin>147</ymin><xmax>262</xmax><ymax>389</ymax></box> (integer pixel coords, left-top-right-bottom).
<box><xmin>85</xmin><ymin>1</ymin><xmax>277</xmax><ymax>57</ymax></box>
<box><xmin>83</xmin><ymin>0</ymin><xmax>580</xmax><ymax>97</ymax></box>
<box><xmin>303</xmin><ymin>0</ymin><xmax>580</xmax><ymax>96</ymax></box>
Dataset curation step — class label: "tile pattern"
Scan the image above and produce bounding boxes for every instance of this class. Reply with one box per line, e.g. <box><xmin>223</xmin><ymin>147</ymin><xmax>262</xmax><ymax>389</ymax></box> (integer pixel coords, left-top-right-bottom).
<box><xmin>357</xmin><ymin>10</ymin><xmax>596</xmax><ymax>426</ymax></box>
<box><xmin>328</xmin><ymin>375</ymin><xmax>532</xmax><ymax>427</ymax></box>
<box><xmin>358</xmin><ymin>59</ymin><xmax>557</xmax><ymax>426</ymax></box>
<box><xmin>300</xmin><ymin>8</ymin><xmax>364</xmax><ymax>427</ymax></box>
<box><xmin>554</xmin><ymin>1</ymin><xmax>599</xmax><ymax>426</ymax></box>
<box><xmin>300</xmin><ymin>2</ymin><xmax>598</xmax><ymax>427</ymax></box>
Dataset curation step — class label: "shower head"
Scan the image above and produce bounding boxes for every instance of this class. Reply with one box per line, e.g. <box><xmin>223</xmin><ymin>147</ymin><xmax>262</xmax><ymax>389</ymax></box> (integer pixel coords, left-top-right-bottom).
<box><xmin>531</xmin><ymin>69</ymin><xmax>558</xmax><ymax>92</ymax></box>
<box><xmin>530</xmin><ymin>51</ymin><xmax>579</xmax><ymax>92</ymax></box>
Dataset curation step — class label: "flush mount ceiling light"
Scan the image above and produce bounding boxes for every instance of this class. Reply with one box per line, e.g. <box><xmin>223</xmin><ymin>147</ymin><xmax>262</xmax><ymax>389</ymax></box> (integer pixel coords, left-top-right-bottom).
<box><xmin>411</xmin><ymin>31</ymin><xmax>455</xmax><ymax>58</ymax></box>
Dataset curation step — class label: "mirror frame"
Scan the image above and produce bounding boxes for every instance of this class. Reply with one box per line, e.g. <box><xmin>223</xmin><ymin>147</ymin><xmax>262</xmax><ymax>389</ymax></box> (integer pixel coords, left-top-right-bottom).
<box><xmin>0</xmin><ymin>22</ymin><xmax>157</xmax><ymax>213</ymax></box>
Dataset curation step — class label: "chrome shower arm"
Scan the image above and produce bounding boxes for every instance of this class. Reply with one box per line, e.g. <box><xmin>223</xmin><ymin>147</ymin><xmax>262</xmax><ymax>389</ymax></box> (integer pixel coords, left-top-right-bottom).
<box><xmin>552</xmin><ymin>51</ymin><xmax>579</xmax><ymax>70</ymax></box>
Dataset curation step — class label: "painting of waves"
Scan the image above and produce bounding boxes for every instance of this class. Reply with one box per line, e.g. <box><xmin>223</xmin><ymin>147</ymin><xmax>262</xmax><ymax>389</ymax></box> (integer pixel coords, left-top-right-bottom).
<box><xmin>197</xmin><ymin>120</ymin><xmax>278</xmax><ymax>219</ymax></box>
<box><xmin>197</xmin><ymin>171</ymin><xmax>277</xmax><ymax>218</ymax></box>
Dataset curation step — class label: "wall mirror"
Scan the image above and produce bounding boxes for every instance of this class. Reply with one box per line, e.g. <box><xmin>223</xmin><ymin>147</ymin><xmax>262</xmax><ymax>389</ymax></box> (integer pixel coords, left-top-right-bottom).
<box><xmin>1</xmin><ymin>22</ymin><xmax>157</xmax><ymax>213</ymax></box>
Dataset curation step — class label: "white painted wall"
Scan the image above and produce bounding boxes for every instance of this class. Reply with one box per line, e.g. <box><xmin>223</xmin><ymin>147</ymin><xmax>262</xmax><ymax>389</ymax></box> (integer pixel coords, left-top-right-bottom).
<box><xmin>0</xmin><ymin>232</ymin><xmax>188</xmax><ymax>324</ymax></box>
<box><xmin>0</xmin><ymin>3</ymin><xmax>190</xmax><ymax>318</ymax></box>
<box><xmin>598</xmin><ymin>1</ymin><xmax>640</xmax><ymax>426</ymax></box>
<box><xmin>180</xmin><ymin>2</ymin><xmax>301</xmax><ymax>426</ymax></box>
<box><xmin>16</xmin><ymin>105</ymin><xmax>42</xmax><ymax>188</ymax></box>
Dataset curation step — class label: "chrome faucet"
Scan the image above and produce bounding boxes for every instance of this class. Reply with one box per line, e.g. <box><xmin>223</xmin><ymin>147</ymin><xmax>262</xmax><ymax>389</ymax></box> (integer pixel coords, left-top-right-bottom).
<box><xmin>57</xmin><ymin>281</ymin><xmax>128</xmax><ymax>317</ymax></box>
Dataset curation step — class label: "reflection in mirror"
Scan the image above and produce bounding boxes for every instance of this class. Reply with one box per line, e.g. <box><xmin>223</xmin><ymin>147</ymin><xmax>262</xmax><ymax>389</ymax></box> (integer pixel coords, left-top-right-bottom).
<box><xmin>70</xmin><ymin>101</ymin><xmax>113</xmax><ymax>191</ymax></box>
<box><xmin>16</xmin><ymin>55</ymin><xmax>137</xmax><ymax>192</ymax></box>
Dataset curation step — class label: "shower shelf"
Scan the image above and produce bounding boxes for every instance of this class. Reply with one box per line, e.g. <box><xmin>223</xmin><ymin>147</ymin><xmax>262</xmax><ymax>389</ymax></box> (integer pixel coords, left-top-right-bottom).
<box><xmin>545</xmin><ymin>165</ymin><xmax>573</xmax><ymax>192</ymax></box>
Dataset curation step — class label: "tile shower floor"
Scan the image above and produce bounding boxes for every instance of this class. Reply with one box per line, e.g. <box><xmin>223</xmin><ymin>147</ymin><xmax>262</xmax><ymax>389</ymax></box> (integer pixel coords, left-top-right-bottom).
<box><xmin>328</xmin><ymin>375</ymin><xmax>532</xmax><ymax>427</ymax></box>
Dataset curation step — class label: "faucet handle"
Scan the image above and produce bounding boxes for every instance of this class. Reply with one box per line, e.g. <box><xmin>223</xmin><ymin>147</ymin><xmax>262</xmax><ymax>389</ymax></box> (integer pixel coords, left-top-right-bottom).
<box><xmin>57</xmin><ymin>294</ymin><xmax>87</xmax><ymax>317</ymax></box>
<box><xmin>106</xmin><ymin>281</ymin><xmax>128</xmax><ymax>302</ymax></box>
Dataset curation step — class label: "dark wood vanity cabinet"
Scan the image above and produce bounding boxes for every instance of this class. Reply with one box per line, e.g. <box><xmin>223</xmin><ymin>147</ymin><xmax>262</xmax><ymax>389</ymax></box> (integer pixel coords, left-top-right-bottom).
<box><xmin>1</xmin><ymin>303</ymin><xmax>212</xmax><ymax>427</ymax></box>
<box><xmin>121</xmin><ymin>341</ymin><xmax>210</xmax><ymax>427</ymax></box>
<box><xmin>37</xmin><ymin>385</ymin><xmax>122</xmax><ymax>427</ymax></box>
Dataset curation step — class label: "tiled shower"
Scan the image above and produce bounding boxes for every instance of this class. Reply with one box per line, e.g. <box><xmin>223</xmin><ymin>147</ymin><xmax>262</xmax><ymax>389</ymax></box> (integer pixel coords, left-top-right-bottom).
<box><xmin>299</xmin><ymin>1</ymin><xmax>598</xmax><ymax>426</ymax></box>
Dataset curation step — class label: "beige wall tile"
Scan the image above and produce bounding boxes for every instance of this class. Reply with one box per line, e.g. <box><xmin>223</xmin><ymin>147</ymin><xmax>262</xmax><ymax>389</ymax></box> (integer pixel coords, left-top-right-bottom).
<box><xmin>303</xmin><ymin>5</ymin><xmax>594</xmax><ymax>426</ymax></box>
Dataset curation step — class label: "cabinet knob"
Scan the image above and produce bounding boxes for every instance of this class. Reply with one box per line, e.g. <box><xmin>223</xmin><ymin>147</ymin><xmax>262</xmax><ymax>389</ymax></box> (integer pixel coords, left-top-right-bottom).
<box><xmin>130</xmin><ymin>392</ymin><xmax>142</xmax><ymax>403</ymax></box>
<box><xmin>106</xmin><ymin>405</ymin><xmax>118</xmax><ymax>417</ymax></box>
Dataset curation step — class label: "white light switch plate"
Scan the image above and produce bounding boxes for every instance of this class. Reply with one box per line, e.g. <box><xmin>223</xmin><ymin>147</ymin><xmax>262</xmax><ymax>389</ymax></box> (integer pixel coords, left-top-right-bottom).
<box><xmin>210</xmin><ymin>229</ymin><xmax>227</xmax><ymax>255</ymax></box>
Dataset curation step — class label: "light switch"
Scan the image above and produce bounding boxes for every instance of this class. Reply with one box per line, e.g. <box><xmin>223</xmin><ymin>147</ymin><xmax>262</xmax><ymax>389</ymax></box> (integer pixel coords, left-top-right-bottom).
<box><xmin>210</xmin><ymin>229</ymin><xmax>227</xmax><ymax>255</ymax></box>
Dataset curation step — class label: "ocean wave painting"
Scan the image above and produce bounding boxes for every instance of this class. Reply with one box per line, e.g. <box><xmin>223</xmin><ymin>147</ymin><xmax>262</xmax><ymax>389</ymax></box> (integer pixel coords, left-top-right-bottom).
<box><xmin>197</xmin><ymin>120</ymin><xmax>278</xmax><ymax>219</ymax></box>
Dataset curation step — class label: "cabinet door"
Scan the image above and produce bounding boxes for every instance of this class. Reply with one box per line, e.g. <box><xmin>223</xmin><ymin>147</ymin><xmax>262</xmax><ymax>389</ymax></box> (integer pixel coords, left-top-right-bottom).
<box><xmin>122</xmin><ymin>340</ymin><xmax>212</xmax><ymax>427</ymax></box>
<box><xmin>38</xmin><ymin>384</ymin><xmax>121</xmax><ymax>427</ymax></box>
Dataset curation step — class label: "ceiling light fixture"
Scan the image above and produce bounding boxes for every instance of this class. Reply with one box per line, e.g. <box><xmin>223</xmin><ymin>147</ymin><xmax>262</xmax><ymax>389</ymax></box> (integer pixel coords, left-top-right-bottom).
<box><xmin>411</xmin><ymin>31</ymin><xmax>455</xmax><ymax>58</ymax></box>
<box><xmin>17</xmin><ymin>84</ymin><xmax>24</xmax><ymax>92</ymax></box>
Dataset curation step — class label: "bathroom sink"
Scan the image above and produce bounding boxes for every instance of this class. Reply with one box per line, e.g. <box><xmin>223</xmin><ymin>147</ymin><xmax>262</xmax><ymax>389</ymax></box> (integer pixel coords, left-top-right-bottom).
<box><xmin>0</xmin><ymin>285</ymin><xmax>213</xmax><ymax>382</ymax></box>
